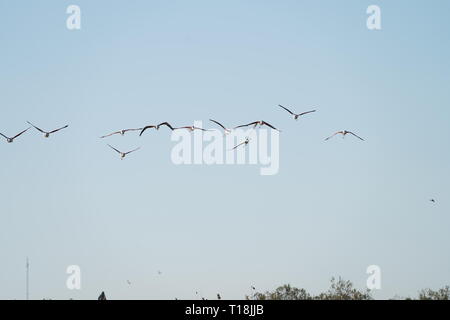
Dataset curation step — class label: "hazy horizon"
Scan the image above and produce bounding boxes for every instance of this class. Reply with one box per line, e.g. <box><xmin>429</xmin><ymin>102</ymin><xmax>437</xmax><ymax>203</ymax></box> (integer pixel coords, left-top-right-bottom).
<box><xmin>1</xmin><ymin>0</ymin><xmax>449</xmax><ymax>300</ymax></box>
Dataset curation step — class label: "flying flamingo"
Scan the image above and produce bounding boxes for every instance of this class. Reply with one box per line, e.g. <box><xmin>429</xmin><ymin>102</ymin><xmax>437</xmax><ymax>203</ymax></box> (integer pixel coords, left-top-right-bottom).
<box><xmin>0</xmin><ymin>127</ymin><xmax>31</xmax><ymax>143</ymax></box>
<box><xmin>100</xmin><ymin>128</ymin><xmax>143</xmax><ymax>138</ymax></box>
<box><xmin>325</xmin><ymin>130</ymin><xmax>364</xmax><ymax>141</ymax></box>
<box><xmin>107</xmin><ymin>144</ymin><xmax>141</xmax><ymax>160</ymax></box>
<box><xmin>234</xmin><ymin>120</ymin><xmax>280</xmax><ymax>131</ymax></box>
<box><xmin>27</xmin><ymin>121</ymin><xmax>68</xmax><ymax>138</ymax></box>
<box><xmin>278</xmin><ymin>105</ymin><xmax>316</xmax><ymax>120</ymax></box>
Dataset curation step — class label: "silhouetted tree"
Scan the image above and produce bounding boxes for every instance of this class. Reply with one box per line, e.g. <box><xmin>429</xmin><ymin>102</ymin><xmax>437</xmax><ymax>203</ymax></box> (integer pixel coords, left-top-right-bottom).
<box><xmin>315</xmin><ymin>277</ymin><xmax>372</xmax><ymax>300</ymax></box>
<box><xmin>247</xmin><ymin>284</ymin><xmax>312</xmax><ymax>300</ymax></box>
<box><xmin>246</xmin><ymin>277</ymin><xmax>371</xmax><ymax>300</ymax></box>
<box><xmin>418</xmin><ymin>286</ymin><xmax>450</xmax><ymax>300</ymax></box>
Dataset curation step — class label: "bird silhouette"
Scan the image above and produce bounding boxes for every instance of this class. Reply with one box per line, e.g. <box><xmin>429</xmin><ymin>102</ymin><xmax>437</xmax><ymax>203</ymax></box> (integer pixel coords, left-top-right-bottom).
<box><xmin>0</xmin><ymin>127</ymin><xmax>31</xmax><ymax>143</ymax></box>
<box><xmin>325</xmin><ymin>130</ymin><xmax>364</xmax><ymax>141</ymax></box>
<box><xmin>27</xmin><ymin>121</ymin><xmax>68</xmax><ymax>138</ymax></box>
<box><xmin>278</xmin><ymin>105</ymin><xmax>316</xmax><ymax>120</ymax></box>
<box><xmin>98</xmin><ymin>291</ymin><xmax>107</xmax><ymax>300</ymax></box>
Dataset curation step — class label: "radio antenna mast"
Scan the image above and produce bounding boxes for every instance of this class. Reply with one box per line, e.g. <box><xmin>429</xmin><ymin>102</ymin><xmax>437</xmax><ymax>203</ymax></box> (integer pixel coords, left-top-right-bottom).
<box><xmin>26</xmin><ymin>257</ymin><xmax>29</xmax><ymax>300</ymax></box>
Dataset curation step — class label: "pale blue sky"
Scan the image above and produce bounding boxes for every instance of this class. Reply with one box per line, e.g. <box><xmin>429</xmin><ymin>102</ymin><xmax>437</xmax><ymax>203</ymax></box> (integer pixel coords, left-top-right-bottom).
<box><xmin>0</xmin><ymin>0</ymin><xmax>449</xmax><ymax>300</ymax></box>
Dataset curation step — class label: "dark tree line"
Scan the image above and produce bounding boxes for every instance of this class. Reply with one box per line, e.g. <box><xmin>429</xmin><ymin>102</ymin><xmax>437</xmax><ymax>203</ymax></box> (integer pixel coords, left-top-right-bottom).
<box><xmin>246</xmin><ymin>277</ymin><xmax>450</xmax><ymax>300</ymax></box>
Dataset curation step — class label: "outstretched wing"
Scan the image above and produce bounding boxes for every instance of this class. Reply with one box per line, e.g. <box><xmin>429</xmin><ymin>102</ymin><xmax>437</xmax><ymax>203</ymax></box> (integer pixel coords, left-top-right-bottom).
<box><xmin>261</xmin><ymin>121</ymin><xmax>280</xmax><ymax>131</ymax></box>
<box><xmin>193</xmin><ymin>127</ymin><xmax>211</xmax><ymax>131</ymax></box>
<box><xmin>278</xmin><ymin>104</ymin><xmax>294</xmax><ymax>115</ymax></box>
<box><xmin>0</xmin><ymin>132</ymin><xmax>9</xmax><ymax>140</ymax></box>
<box><xmin>125</xmin><ymin>147</ymin><xmax>141</xmax><ymax>155</ymax></box>
<box><xmin>139</xmin><ymin>125</ymin><xmax>157</xmax><ymax>136</ymax></box>
<box><xmin>348</xmin><ymin>131</ymin><xmax>365</xmax><ymax>141</ymax></box>
<box><xmin>157</xmin><ymin>122</ymin><xmax>175</xmax><ymax>130</ymax></box>
<box><xmin>107</xmin><ymin>144</ymin><xmax>122</xmax><ymax>154</ymax></box>
<box><xmin>325</xmin><ymin>131</ymin><xmax>342</xmax><ymax>141</ymax></box>
<box><xmin>234</xmin><ymin>121</ymin><xmax>258</xmax><ymax>129</ymax></box>
<box><xmin>299</xmin><ymin>110</ymin><xmax>316</xmax><ymax>116</ymax></box>
<box><xmin>209</xmin><ymin>119</ymin><xmax>227</xmax><ymax>130</ymax></box>
<box><xmin>49</xmin><ymin>125</ymin><xmax>69</xmax><ymax>134</ymax></box>
<box><xmin>123</xmin><ymin>128</ymin><xmax>142</xmax><ymax>133</ymax></box>
<box><xmin>12</xmin><ymin>127</ymin><xmax>31</xmax><ymax>139</ymax></box>
<box><xmin>27</xmin><ymin>121</ymin><xmax>45</xmax><ymax>133</ymax></box>
<box><xmin>100</xmin><ymin>131</ymin><xmax>121</xmax><ymax>138</ymax></box>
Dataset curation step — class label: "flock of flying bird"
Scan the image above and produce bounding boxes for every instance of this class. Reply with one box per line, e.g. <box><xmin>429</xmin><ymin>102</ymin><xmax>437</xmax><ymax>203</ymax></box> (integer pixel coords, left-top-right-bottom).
<box><xmin>0</xmin><ymin>121</ymin><xmax>69</xmax><ymax>143</ymax></box>
<box><xmin>96</xmin><ymin>104</ymin><xmax>365</xmax><ymax>159</ymax></box>
<box><xmin>0</xmin><ymin>105</ymin><xmax>366</xmax><ymax>160</ymax></box>
<box><xmin>4</xmin><ymin>106</ymin><xmax>436</xmax><ymax>204</ymax></box>
<box><xmin>0</xmin><ymin>105</ymin><xmax>438</xmax><ymax>204</ymax></box>
<box><xmin>3</xmin><ymin>104</ymin><xmax>438</xmax><ymax>300</ymax></box>
<box><xmin>6</xmin><ymin>106</ymin><xmax>437</xmax><ymax>206</ymax></box>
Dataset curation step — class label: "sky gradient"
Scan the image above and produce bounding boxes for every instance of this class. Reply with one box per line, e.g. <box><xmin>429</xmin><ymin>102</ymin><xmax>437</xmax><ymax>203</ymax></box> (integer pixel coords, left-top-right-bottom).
<box><xmin>0</xmin><ymin>0</ymin><xmax>449</xmax><ymax>300</ymax></box>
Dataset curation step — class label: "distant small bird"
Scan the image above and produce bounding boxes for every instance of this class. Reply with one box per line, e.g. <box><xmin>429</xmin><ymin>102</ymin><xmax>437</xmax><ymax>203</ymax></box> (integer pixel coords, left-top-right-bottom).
<box><xmin>209</xmin><ymin>119</ymin><xmax>232</xmax><ymax>134</ymax></box>
<box><xmin>325</xmin><ymin>130</ymin><xmax>364</xmax><ymax>141</ymax></box>
<box><xmin>251</xmin><ymin>286</ymin><xmax>256</xmax><ymax>291</ymax></box>
<box><xmin>27</xmin><ymin>121</ymin><xmax>69</xmax><ymax>138</ymax></box>
<box><xmin>231</xmin><ymin>137</ymin><xmax>250</xmax><ymax>150</ymax></box>
<box><xmin>278</xmin><ymin>105</ymin><xmax>316</xmax><ymax>120</ymax></box>
<box><xmin>157</xmin><ymin>270</ymin><xmax>162</xmax><ymax>275</ymax></box>
<box><xmin>195</xmin><ymin>291</ymin><xmax>205</xmax><ymax>300</ymax></box>
<box><xmin>175</xmin><ymin>125</ymin><xmax>210</xmax><ymax>132</ymax></box>
<box><xmin>0</xmin><ymin>127</ymin><xmax>31</xmax><ymax>143</ymax></box>
<box><xmin>107</xmin><ymin>144</ymin><xmax>141</xmax><ymax>160</ymax></box>
<box><xmin>217</xmin><ymin>294</ymin><xmax>221</xmax><ymax>300</ymax></box>
<box><xmin>235</xmin><ymin>120</ymin><xmax>280</xmax><ymax>131</ymax></box>
<box><xmin>100</xmin><ymin>128</ymin><xmax>143</xmax><ymax>138</ymax></box>
<box><xmin>98</xmin><ymin>291</ymin><xmax>107</xmax><ymax>300</ymax></box>
<box><xmin>127</xmin><ymin>280</ymin><xmax>131</xmax><ymax>285</ymax></box>
<box><xmin>430</xmin><ymin>199</ymin><xmax>436</xmax><ymax>203</ymax></box>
